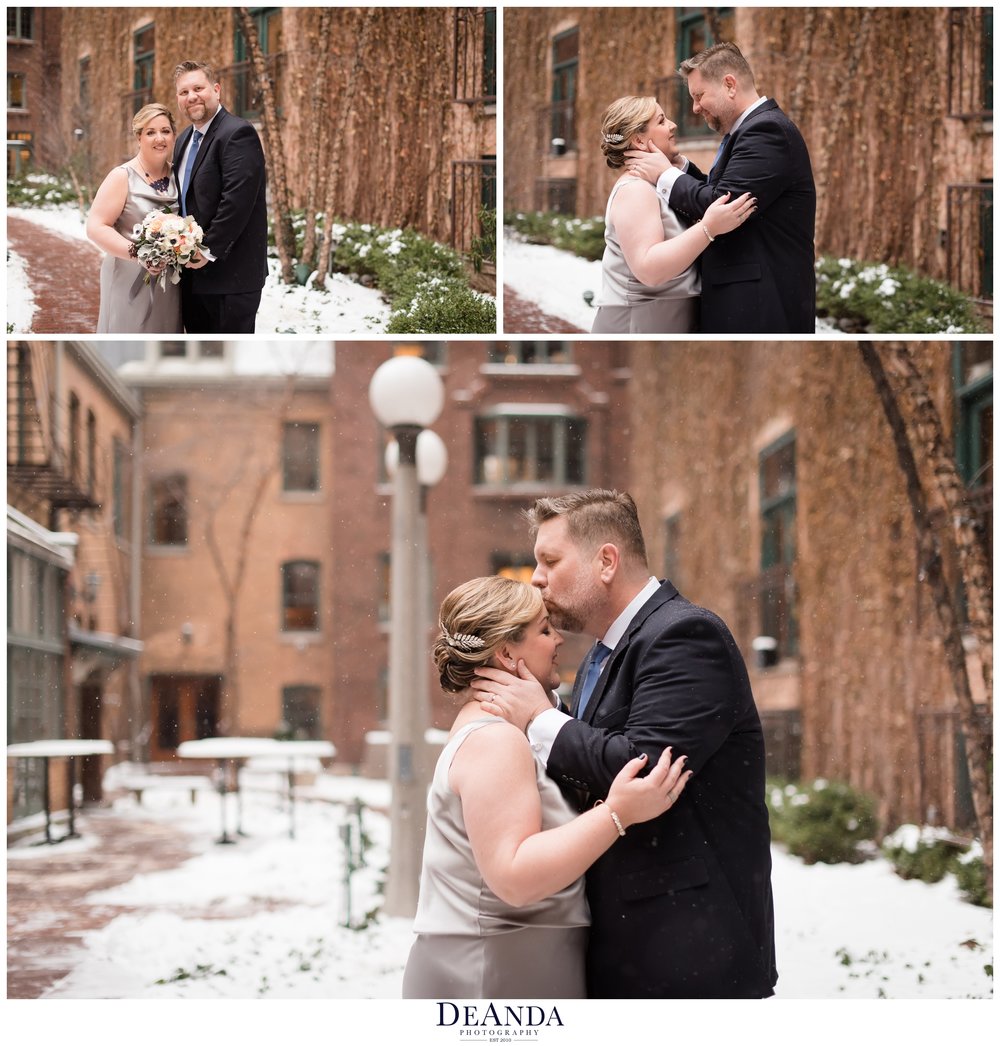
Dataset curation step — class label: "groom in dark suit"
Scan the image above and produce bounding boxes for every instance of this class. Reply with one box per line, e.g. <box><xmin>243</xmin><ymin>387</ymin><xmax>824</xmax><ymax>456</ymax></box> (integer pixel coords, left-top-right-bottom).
<box><xmin>628</xmin><ymin>42</ymin><xmax>816</xmax><ymax>333</ymax></box>
<box><xmin>173</xmin><ymin>61</ymin><xmax>268</xmax><ymax>334</ymax></box>
<box><xmin>474</xmin><ymin>489</ymin><xmax>777</xmax><ymax>998</ymax></box>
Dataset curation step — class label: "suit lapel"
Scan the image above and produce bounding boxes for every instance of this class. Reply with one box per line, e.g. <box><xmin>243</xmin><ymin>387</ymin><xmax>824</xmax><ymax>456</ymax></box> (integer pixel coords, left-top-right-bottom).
<box><xmin>188</xmin><ymin>106</ymin><xmax>226</xmax><ymax>184</ymax></box>
<box><xmin>580</xmin><ymin>580</ymin><xmax>680</xmax><ymax>724</ymax></box>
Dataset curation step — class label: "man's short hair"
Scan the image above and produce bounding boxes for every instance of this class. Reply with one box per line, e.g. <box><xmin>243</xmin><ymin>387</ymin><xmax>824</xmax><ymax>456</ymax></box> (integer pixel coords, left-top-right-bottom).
<box><xmin>526</xmin><ymin>489</ymin><xmax>648</xmax><ymax>568</ymax></box>
<box><xmin>679</xmin><ymin>41</ymin><xmax>755</xmax><ymax>85</ymax></box>
<box><xmin>174</xmin><ymin>61</ymin><xmax>217</xmax><ymax>84</ymax></box>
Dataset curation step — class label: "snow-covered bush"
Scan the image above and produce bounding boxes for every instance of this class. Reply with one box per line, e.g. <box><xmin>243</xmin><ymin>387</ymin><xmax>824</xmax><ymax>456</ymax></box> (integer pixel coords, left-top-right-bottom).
<box><xmin>815</xmin><ymin>255</ymin><xmax>987</xmax><ymax>334</ymax></box>
<box><xmin>505</xmin><ymin>211</ymin><xmax>606</xmax><ymax>261</ymax></box>
<box><xmin>881</xmin><ymin>824</ymin><xmax>966</xmax><ymax>884</ymax></box>
<box><xmin>767</xmin><ymin>778</ymin><xmax>877</xmax><ymax>865</ymax></box>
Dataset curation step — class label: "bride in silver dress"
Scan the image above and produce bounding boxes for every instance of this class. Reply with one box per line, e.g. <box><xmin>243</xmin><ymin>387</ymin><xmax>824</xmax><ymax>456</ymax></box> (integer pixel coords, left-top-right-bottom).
<box><xmin>86</xmin><ymin>103</ymin><xmax>183</xmax><ymax>334</ymax></box>
<box><xmin>591</xmin><ymin>95</ymin><xmax>755</xmax><ymax>334</ymax></box>
<box><xmin>401</xmin><ymin>576</ymin><xmax>690</xmax><ymax>999</ymax></box>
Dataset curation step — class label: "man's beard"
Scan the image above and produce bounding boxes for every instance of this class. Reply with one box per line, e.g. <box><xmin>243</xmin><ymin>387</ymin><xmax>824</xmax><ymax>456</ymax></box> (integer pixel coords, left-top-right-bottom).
<box><xmin>543</xmin><ymin>584</ymin><xmax>602</xmax><ymax>636</ymax></box>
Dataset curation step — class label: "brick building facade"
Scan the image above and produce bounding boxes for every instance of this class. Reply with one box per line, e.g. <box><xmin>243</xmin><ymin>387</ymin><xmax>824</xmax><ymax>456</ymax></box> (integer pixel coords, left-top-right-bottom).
<box><xmin>6</xmin><ymin>7</ymin><xmax>63</xmax><ymax>176</ymax></box>
<box><xmin>19</xmin><ymin>7</ymin><xmax>495</xmax><ymax>255</ymax></box>
<box><xmin>504</xmin><ymin>6</ymin><xmax>993</xmax><ymax>309</ymax></box>
<box><xmin>7</xmin><ymin>342</ymin><xmax>143</xmax><ymax>825</ymax></box>
<box><xmin>626</xmin><ymin>341</ymin><xmax>992</xmax><ymax>832</ymax></box>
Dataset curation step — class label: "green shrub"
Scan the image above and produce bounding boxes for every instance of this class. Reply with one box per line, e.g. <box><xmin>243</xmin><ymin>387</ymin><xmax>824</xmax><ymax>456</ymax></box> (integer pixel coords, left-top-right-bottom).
<box><xmin>506</xmin><ymin>210</ymin><xmax>606</xmax><ymax>261</ymax></box>
<box><xmin>881</xmin><ymin>824</ymin><xmax>965</xmax><ymax>884</ymax></box>
<box><xmin>815</xmin><ymin>256</ymin><xmax>987</xmax><ymax>334</ymax></box>
<box><xmin>387</xmin><ymin>284</ymin><xmax>496</xmax><ymax>334</ymax></box>
<box><xmin>7</xmin><ymin>172</ymin><xmax>80</xmax><ymax>209</ymax></box>
<box><xmin>767</xmin><ymin>778</ymin><xmax>877</xmax><ymax>864</ymax></box>
<box><xmin>954</xmin><ymin>845</ymin><xmax>992</xmax><ymax>908</ymax></box>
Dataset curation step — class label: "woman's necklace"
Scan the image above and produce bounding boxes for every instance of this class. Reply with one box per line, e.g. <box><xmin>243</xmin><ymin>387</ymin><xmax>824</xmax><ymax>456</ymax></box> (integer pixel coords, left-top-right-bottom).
<box><xmin>140</xmin><ymin>162</ymin><xmax>171</xmax><ymax>194</ymax></box>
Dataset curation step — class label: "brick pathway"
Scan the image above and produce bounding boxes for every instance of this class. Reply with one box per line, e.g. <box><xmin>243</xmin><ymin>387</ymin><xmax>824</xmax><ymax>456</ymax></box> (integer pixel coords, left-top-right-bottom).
<box><xmin>502</xmin><ymin>286</ymin><xmax>587</xmax><ymax>334</ymax></box>
<box><xmin>7</xmin><ymin>215</ymin><xmax>101</xmax><ymax>334</ymax></box>
<box><xmin>6</xmin><ymin>806</ymin><xmax>198</xmax><ymax>998</ymax></box>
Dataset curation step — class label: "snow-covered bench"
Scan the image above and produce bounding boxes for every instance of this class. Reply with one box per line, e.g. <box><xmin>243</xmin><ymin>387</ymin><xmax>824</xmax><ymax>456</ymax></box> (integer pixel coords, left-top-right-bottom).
<box><xmin>122</xmin><ymin>774</ymin><xmax>213</xmax><ymax>806</ymax></box>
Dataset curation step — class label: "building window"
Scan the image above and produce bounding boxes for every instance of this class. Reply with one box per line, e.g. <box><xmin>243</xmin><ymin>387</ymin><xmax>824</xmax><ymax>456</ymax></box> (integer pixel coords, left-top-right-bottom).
<box><xmin>377</xmin><ymin>551</ymin><xmax>391</xmax><ymax>624</ymax></box>
<box><xmin>954</xmin><ymin>344</ymin><xmax>993</xmax><ymax>564</ymax></box>
<box><xmin>948</xmin><ymin>7</ymin><xmax>993</xmax><ymax>119</ymax></box>
<box><xmin>488</xmin><ymin>343</ymin><xmax>573</xmax><ymax>365</ymax></box>
<box><xmin>112</xmin><ymin>438</ymin><xmax>129</xmax><ymax>539</ymax></box>
<box><xmin>548</xmin><ymin>27</ymin><xmax>579</xmax><ymax>153</ymax></box>
<box><xmin>281</xmin><ymin>685</ymin><xmax>322</xmax><ymax>740</ymax></box>
<box><xmin>534</xmin><ymin>178</ymin><xmax>577</xmax><ymax>215</ymax></box>
<box><xmin>7</xmin><ymin>72</ymin><xmax>26</xmax><ymax>110</ymax></box>
<box><xmin>758</xmin><ymin>433</ymin><xmax>797</xmax><ymax>660</ymax></box>
<box><xmin>664</xmin><ymin>512</ymin><xmax>682</xmax><ymax>590</ymax></box>
<box><xmin>86</xmin><ymin>410</ymin><xmax>97</xmax><ymax>496</ymax></box>
<box><xmin>7</xmin><ymin>8</ymin><xmax>34</xmax><ymax>41</ymax></box>
<box><xmin>68</xmin><ymin>393</ymin><xmax>81</xmax><ymax>483</ymax></box>
<box><xmin>282</xmin><ymin>560</ymin><xmax>319</xmax><ymax>631</ymax></box>
<box><xmin>232</xmin><ymin>8</ymin><xmax>284</xmax><ymax>120</ymax></box>
<box><xmin>947</xmin><ymin>182</ymin><xmax>993</xmax><ymax>304</ymax></box>
<box><xmin>492</xmin><ymin>553</ymin><xmax>536</xmax><ymax>586</ymax></box>
<box><xmin>282</xmin><ymin>422</ymin><xmax>320</xmax><ymax>492</ymax></box>
<box><xmin>450</xmin><ymin>158</ymin><xmax>496</xmax><ymax>259</ymax></box>
<box><xmin>453</xmin><ymin>8</ymin><xmax>496</xmax><ymax>105</ymax></box>
<box><xmin>7</xmin><ymin>130</ymin><xmax>32</xmax><ymax>177</ymax></box>
<box><xmin>659</xmin><ymin>8</ymin><xmax>735</xmax><ymax>139</ymax></box>
<box><xmin>79</xmin><ymin>56</ymin><xmax>91</xmax><ymax>109</ymax></box>
<box><xmin>132</xmin><ymin>24</ymin><xmax>155</xmax><ymax>108</ymax></box>
<box><xmin>149</xmin><ymin>474</ymin><xmax>188</xmax><ymax>546</ymax></box>
<box><xmin>475</xmin><ymin>409</ymin><xmax>587</xmax><ymax>487</ymax></box>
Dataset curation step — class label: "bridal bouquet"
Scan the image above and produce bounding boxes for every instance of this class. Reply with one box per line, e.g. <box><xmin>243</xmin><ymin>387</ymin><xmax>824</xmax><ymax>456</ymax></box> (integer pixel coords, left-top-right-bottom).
<box><xmin>131</xmin><ymin>209</ymin><xmax>214</xmax><ymax>290</ymax></box>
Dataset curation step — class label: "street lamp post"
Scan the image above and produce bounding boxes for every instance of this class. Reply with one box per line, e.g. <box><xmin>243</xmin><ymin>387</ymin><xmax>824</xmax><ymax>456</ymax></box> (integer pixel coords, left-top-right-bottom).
<box><xmin>369</xmin><ymin>354</ymin><xmax>445</xmax><ymax>917</ymax></box>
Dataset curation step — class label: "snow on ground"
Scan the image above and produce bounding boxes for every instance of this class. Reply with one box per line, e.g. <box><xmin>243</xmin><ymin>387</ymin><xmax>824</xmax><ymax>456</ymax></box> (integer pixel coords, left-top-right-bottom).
<box><xmin>6</xmin><ymin>771</ymin><xmax>993</xmax><ymax>1042</ymax></box>
<box><xmin>6</xmin><ymin>204</ymin><xmax>393</xmax><ymax>334</ymax></box>
<box><xmin>503</xmin><ymin>229</ymin><xmax>844</xmax><ymax>335</ymax></box>
<box><xmin>6</xmin><ymin>246</ymin><xmax>36</xmax><ymax>331</ymax></box>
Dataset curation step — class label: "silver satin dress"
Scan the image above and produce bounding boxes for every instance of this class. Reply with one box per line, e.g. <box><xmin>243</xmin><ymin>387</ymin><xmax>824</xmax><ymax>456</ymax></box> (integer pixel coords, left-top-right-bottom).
<box><xmin>591</xmin><ymin>178</ymin><xmax>701</xmax><ymax>334</ymax></box>
<box><xmin>402</xmin><ymin>718</ymin><xmax>590</xmax><ymax>999</ymax></box>
<box><xmin>96</xmin><ymin>166</ymin><xmax>183</xmax><ymax>334</ymax></box>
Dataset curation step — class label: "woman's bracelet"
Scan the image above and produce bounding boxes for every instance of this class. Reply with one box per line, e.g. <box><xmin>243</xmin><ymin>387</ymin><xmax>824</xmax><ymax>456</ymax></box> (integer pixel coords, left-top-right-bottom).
<box><xmin>594</xmin><ymin>799</ymin><xmax>626</xmax><ymax>837</ymax></box>
<box><xmin>700</xmin><ymin>222</ymin><xmax>715</xmax><ymax>244</ymax></box>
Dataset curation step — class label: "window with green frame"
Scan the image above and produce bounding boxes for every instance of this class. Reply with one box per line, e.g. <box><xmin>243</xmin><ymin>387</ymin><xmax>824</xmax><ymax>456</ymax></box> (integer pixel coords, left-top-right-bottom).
<box><xmin>133</xmin><ymin>24</ymin><xmax>155</xmax><ymax>98</ymax></box>
<box><xmin>487</xmin><ymin>343</ymin><xmax>573</xmax><ymax>365</ymax></box>
<box><xmin>7</xmin><ymin>8</ymin><xmax>34</xmax><ymax>41</ymax></box>
<box><xmin>483</xmin><ymin>8</ymin><xmax>497</xmax><ymax>102</ymax></box>
<box><xmin>675</xmin><ymin>8</ymin><xmax>734</xmax><ymax>138</ymax></box>
<box><xmin>233</xmin><ymin>8</ymin><xmax>283</xmax><ymax>119</ymax></box>
<box><xmin>550</xmin><ymin>28</ymin><xmax>579</xmax><ymax>151</ymax></box>
<box><xmin>953</xmin><ymin>344</ymin><xmax>992</xmax><ymax>581</ymax></box>
<box><xmin>474</xmin><ymin>409</ymin><xmax>587</xmax><ymax>487</ymax></box>
<box><xmin>758</xmin><ymin>432</ymin><xmax>798</xmax><ymax>658</ymax></box>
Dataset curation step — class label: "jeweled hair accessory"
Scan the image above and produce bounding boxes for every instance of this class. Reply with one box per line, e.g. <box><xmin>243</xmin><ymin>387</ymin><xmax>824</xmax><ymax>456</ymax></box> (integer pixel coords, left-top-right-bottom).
<box><xmin>602</xmin><ymin>131</ymin><xmax>626</xmax><ymax>145</ymax></box>
<box><xmin>442</xmin><ymin>626</ymin><xmax>486</xmax><ymax>652</ymax></box>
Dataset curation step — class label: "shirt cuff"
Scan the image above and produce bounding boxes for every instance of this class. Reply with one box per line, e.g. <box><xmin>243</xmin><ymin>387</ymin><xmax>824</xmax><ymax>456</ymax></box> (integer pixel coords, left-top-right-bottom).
<box><xmin>526</xmin><ymin>706</ymin><xmax>571</xmax><ymax>766</ymax></box>
<box><xmin>655</xmin><ymin>165</ymin><xmax>686</xmax><ymax>201</ymax></box>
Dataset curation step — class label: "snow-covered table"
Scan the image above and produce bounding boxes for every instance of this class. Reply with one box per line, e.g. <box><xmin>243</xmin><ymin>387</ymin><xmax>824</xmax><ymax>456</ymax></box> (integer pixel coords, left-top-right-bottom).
<box><xmin>177</xmin><ymin>738</ymin><xmax>335</xmax><ymax>843</ymax></box>
<box><xmin>7</xmin><ymin>739</ymin><xmax>115</xmax><ymax>844</ymax></box>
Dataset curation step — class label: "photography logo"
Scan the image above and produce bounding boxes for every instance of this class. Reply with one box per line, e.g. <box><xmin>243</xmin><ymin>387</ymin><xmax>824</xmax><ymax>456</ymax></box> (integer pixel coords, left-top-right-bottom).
<box><xmin>434</xmin><ymin>1002</ymin><xmax>565</xmax><ymax>1039</ymax></box>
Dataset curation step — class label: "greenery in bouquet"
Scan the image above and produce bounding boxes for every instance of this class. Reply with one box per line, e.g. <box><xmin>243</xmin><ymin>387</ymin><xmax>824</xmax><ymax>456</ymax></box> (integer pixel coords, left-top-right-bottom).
<box><xmin>131</xmin><ymin>209</ymin><xmax>210</xmax><ymax>290</ymax></box>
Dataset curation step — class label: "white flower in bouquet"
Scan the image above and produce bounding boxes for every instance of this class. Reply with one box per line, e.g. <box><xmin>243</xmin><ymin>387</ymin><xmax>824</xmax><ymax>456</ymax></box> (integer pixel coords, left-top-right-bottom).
<box><xmin>131</xmin><ymin>209</ymin><xmax>215</xmax><ymax>290</ymax></box>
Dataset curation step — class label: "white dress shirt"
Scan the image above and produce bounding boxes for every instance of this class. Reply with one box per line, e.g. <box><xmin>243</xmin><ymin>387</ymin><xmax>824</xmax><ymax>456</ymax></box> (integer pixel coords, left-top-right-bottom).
<box><xmin>528</xmin><ymin>576</ymin><xmax>661</xmax><ymax>765</ymax></box>
<box><xmin>177</xmin><ymin>106</ymin><xmax>223</xmax><ymax>194</ymax></box>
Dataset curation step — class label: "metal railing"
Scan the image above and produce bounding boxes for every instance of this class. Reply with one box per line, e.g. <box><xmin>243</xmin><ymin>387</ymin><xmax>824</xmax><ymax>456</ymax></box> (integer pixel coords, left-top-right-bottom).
<box><xmin>450</xmin><ymin>159</ymin><xmax>496</xmax><ymax>260</ymax></box>
<box><xmin>539</xmin><ymin>100</ymin><xmax>577</xmax><ymax>155</ymax></box>
<box><xmin>946</xmin><ymin>182</ymin><xmax>993</xmax><ymax>304</ymax></box>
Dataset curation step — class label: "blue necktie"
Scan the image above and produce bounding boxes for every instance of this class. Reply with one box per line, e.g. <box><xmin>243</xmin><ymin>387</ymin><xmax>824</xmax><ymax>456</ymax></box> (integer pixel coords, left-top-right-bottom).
<box><xmin>180</xmin><ymin>130</ymin><xmax>203</xmax><ymax>216</ymax></box>
<box><xmin>708</xmin><ymin>132</ymin><xmax>731</xmax><ymax>184</ymax></box>
<box><xmin>577</xmin><ymin>642</ymin><xmax>612</xmax><ymax>719</ymax></box>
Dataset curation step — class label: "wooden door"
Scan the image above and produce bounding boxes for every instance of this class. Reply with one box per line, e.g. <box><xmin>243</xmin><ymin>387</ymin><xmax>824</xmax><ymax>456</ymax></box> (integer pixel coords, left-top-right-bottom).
<box><xmin>149</xmin><ymin>675</ymin><xmax>221</xmax><ymax>762</ymax></box>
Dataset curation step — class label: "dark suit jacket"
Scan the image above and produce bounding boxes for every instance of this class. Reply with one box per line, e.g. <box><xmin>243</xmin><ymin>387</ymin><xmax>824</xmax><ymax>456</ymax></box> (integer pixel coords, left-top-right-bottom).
<box><xmin>173</xmin><ymin>106</ymin><xmax>268</xmax><ymax>296</ymax></box>
<box><xmin>668</xmin><ymin>99</ymin><xmax>816</xmax><ymax>334</ymax></box>
<box><xmin>550</xmin><ymin>581</ymin><xmax>777</xmax><ymax>998</ymax></box>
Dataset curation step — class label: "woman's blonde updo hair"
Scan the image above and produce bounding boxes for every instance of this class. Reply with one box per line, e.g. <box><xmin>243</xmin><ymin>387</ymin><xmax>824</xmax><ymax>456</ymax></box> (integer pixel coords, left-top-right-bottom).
<box><xmin>132</xmin><ymin>103</ymin><xmax>175</xmax><ymax>139</ymax></box>
<box><xmin>434</xmin><ymin>577</ymin><xmax>543</xmax><ymax>695</ymax></box>
<box><xmin>600</xmin><ymin>95</ymin><xmax>657</xmax><ymax>169</ymax></box>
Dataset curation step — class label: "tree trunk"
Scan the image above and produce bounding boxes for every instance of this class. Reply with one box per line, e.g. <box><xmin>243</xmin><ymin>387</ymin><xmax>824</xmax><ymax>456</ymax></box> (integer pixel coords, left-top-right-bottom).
<box><xmin>314</xmin><ymin>8</ymin><xmax>377</xmax><ymax>291</ymax></box>
<box><xmin>859</xmin><ymin>343</ymin><xmax>992</xmax><ymax>898</ymax></box>
<box><xmin>881</xmin><ymin>342</ymin><xmax>993</xmax><ymax>702</ymax></box>
<box><xmin>300</xmin><ymin>6</ymin><xmax>334</xmax><ymax>275</ymax></box>
<box><xmin>235</xmin><ymin>6</ymin><xmax>296</xmax><ymax>284</ymax></box>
